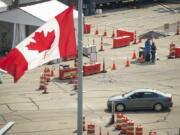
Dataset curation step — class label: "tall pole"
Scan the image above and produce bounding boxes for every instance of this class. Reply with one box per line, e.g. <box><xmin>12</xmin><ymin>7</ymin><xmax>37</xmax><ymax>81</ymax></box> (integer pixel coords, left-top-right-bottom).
<box><xmin>77</xmin><ymin>0</ymin><xmax>83</xmax><ymax>135</ymax></box>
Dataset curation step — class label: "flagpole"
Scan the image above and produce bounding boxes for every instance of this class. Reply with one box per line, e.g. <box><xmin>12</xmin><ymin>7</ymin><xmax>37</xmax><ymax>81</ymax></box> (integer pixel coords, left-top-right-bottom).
<box><xmin>77</xmin><ymin>0</ymin><xmax>83</xmax><ymax>135</ymax></box>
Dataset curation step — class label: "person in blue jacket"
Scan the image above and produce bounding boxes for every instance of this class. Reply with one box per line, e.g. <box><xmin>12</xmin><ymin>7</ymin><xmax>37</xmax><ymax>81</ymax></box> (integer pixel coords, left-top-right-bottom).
<box><xmin>144</xmin><ymin>39</ymin><xmax>151</xmax><ymax>62</ymax></box>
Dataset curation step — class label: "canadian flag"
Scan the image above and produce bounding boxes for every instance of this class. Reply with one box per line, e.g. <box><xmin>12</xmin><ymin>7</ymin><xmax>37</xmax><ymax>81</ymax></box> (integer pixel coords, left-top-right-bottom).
<box><xmin>0</xmin><ymin>6</ymin><xmax>77</xmax><ymax>83</ymax></box>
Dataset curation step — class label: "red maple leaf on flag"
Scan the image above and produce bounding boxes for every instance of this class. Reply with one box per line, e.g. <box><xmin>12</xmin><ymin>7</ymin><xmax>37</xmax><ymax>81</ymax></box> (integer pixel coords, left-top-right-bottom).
<box><xmin>26</xmin><ymin>30</ymin><xmax>55</xmax><ymax>53</ymax></box>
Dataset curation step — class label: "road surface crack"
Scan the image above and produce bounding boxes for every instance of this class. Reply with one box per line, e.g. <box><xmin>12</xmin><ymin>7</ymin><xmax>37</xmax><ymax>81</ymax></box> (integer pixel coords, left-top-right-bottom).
<box><xmin>28</xmin><ymin>97</ymin><xmax>40</xmax><ymax>111</ymax></box>
<box><xmin>0</xmin><ymin>114</ymin><xmax>7</xmax><ymax>123</ymax></box>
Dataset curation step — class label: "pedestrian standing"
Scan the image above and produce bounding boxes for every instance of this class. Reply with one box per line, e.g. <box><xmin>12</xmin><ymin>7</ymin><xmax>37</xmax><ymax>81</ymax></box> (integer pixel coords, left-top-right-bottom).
<box><xmin>151</xmin><ymin>42</ymin><xmax>157</xmax><ymax>63</ymax></box>
<box><xmin>144</xmin><ymin>38</ymin><xmax>151</xmax><ymax>62</ymax></box>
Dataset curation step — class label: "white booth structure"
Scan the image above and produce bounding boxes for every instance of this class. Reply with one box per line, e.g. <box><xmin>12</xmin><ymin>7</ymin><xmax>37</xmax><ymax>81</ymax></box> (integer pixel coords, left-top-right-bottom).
<box><xmin>0</xmin><ymin>0</ymin><xmax>78</xmax><ymax>55</ymax></box>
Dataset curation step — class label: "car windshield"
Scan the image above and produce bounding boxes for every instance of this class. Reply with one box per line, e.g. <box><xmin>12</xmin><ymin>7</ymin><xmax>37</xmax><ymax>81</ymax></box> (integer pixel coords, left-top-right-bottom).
<box><xmin>122</xmin><ymin>90</ymin><xmax>135</xmax><ymax>98</ymax></box>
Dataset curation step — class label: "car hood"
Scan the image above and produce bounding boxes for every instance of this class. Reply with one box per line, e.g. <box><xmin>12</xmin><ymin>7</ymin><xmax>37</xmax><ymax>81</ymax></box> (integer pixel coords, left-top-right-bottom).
<box><xmin>108</xmin><ymin>95</ymin><xmax>124</xmax><ymax>102</ymax></box>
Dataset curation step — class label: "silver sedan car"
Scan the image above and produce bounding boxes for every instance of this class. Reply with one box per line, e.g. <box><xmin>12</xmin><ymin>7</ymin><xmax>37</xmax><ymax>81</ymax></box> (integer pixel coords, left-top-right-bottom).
<box><xmin>107</xmin><ymin>89</ymin><xmax>173</xmax><ymax>112</ymax></box>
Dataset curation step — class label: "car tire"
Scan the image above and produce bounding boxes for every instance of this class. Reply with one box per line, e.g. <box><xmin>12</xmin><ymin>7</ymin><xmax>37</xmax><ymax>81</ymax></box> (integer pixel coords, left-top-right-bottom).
<box><xmin>154</xmin><ymin>103</ymin><xmax>163</xmax><ymax>111</ymax></box>
<box><xmin>116</xmin><ymin>104</ymin><xmax>125</xmax><ymax>112</ymax></box>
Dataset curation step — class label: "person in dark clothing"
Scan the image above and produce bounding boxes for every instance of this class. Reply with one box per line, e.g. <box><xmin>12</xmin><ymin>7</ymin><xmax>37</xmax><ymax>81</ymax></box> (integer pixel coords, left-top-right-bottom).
<box><xmin>144</xmin><ymin>39</ymin><xmax>151</xmax><ymax>62</ymax></box>
<box><xmin>151</xmin><ymin>42</ymin><xmax>157</xmax><ymax>63</ymax></box>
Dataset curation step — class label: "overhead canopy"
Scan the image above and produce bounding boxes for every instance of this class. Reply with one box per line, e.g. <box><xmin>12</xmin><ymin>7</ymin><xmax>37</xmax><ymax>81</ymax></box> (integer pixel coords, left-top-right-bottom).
<box><xmin>139</xmin><ymin>31</ymin><xmax>167</xmax><ymax>39</ymax></box>
<box><xmin>0</xmin><ymin>0</ymin><xmax>78</xmax><ymax>26</ymax></box>
<box><xmin>0</xmin><ymin>1</ymin><xmax>7</xmax><ymax>12</ymax></box>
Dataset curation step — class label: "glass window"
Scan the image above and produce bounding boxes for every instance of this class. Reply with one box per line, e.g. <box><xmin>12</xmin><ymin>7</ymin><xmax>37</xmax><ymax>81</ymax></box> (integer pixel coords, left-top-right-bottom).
<box><xmin>130</xmin><ymin>92</ymin><xmax>144</xmax><ymax>99</ymax></box>
<box><xmin>143</xmin><ymin>92</ymin><xmax>159</xmax><ymax>98</ymax></box>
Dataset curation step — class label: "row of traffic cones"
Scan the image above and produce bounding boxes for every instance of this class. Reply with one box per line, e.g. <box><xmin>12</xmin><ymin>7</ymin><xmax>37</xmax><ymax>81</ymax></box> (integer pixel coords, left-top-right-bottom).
<box><xmin>38</xmin><ymin>67</ymin><xmax>55</xmax><ymax>94</ymax></box>
<box><xmin>83</xmin><ymin>116</ymin><xmax>110</xmax><ymax>135</ymax></box>
<box><xmin>111</xmin><ymin>50</ymin><xmax>139</xmax><ymax>70</ymax></box>
<box><xmin>111</xmin><ymin>58</ymin><xmax>130</xmax><ymax>70</ymax></box>
<box><xmin>68</xmin><ymin>72</ymin><xmax>78</xmax><ymax>90</ymax></box>
<box><xmin>94</xmin><ymin>28</ymin><xmax>143</xmax><ymax>43</ymax></box>
<box><xmin>95</xmin><ymin>27</ymin><xmax>116</xmax><ymax>38</ymax></box>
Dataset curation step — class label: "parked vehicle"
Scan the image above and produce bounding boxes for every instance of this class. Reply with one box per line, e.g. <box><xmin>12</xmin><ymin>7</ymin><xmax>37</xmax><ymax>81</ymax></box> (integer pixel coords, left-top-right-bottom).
<box><xmin>107</xmin><ymin>88</ymin><xmax>173</xmax><ymax>112</ymax></box>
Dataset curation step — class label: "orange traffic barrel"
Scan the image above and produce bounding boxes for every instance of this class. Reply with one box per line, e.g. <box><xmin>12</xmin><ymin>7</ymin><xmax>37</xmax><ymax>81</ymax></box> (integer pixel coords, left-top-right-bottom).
<box><xmin>127</xmin><ymin>120</ymin><xmax>134</xmax><ymax>135</ymax></box>
<box><xmin>115</xmin><ymin>113</ymin><xmax>124</xmax><ymax>130</ymax></box>
<box><xmin>135</xmin><ymin>125</ymin><xmax>143</xmax><ymax>135</ymax></box>
<box><xmin>87</xmin><ymin>123</ymin><xmax>95</xmax><ymax>135</ymax></box>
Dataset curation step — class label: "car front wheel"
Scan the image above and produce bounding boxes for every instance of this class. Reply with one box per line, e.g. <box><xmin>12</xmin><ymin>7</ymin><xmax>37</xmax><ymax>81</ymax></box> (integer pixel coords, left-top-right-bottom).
<box><xmin>116</xmin><ymin>104</ymin><xmax>125</xmax><ymax>112</ymax></box>
<box><xmin>154</xmin><ymin>103</ymin><xmax>163</xmax><ymax>111</ymax></box>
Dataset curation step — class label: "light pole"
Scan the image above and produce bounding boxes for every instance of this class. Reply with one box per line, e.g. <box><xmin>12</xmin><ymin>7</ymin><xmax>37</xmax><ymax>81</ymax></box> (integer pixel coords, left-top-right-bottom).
<box><xmin>77</xmin><ymin>0</ymin><xmax>83</xmax><ymax>135</ymax></box>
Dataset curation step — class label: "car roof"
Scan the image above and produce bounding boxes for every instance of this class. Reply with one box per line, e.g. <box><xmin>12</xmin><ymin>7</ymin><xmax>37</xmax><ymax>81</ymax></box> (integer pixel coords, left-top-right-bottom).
<box><xmin>123</xmin><ymin>88</ymin><xmax>168</xmax><ymax>98</ymax></box>
<box><xmin>133</xmin><ymin>88</ymin><xmax>158</xmax><ymax>93</ymax></box>
<box><xmin>129</xmin><ymin>88</ymin><xmax>166</xmax><ymax>96</ymax></box>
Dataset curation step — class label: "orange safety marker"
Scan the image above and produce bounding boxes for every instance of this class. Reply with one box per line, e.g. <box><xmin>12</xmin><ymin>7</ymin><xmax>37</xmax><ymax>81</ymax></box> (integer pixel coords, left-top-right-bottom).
<box><xmin>42</xmin><ymin>75</ymin><xmax>48</xmax><ymax>94</ymax></box>
<box><xmin>83</xmin><ymin>116</ymin><xmax>86</xmax><ymax>131</ymax></box>
<box><xmin>176</xmin><ymin>21</ymin><xmax>180</xmax><ymax>35</ymax></box>
<box><xmin>132</xmin><ymin>50</ymin><xmax>137</xmax><ymax>59</ymax></box>
<box><xmin>102</xmin><ymin>58</ymin><xmax>107</xmax><ymax>73</ymax></box>
<box><xmin>95</xmin><ymin>27</ymin><xmax>99</xmax><ymax>35</ymax></box>
<box><xmin>103</xmin><ymin>31</ymin><xmax>107</xmax><ymax>36</ymax></box>
<box><xmin>103</xmin><ymin>27</ymin><xmax>107</xmax><ymax>36</ymax></box>
<box><xmin>69</xmin><ymin>74</ymin><xmax>74</xmax><ymax>84</ymax></box>
<box><xmin>138</xmin><ymin>38</ymin><xmax>142</xmax><ymax>43</ymax></box>
<box><xmin>120</xmin><ymin>116</ymin><xmax>128</xmax><ymax>134</ymax></box>
<box><xmin>125</xmin><ymin>58</ymin><xmax>130</xmax><ymax>67</ymax></box>
<box><xmin>127</xmin><ymin>120</ymin><xmax>134</xmax><ymax>135</ymax></box>
<box><xmin>99</xmin><ymin>127</ymin><xmax>102</xmax><ymax>135</ymax></box>
<box><xmin>139</xmin><ymin>55</ymin><xmax>145</xmax><ymax>63</ymax></box>
<box><xmin>112</xmin><ymin>29</ymin><xmax>115</xmax><ymax>38</ymax></box>
<box><xmin>107</xmin><ymin>130</ymin><xmax>109</xmax><ymax>135</ymax></box>
<box><xmin>115</xmin><ymin>113</ymin><xmax>124</xmax><ymax>130</ymax></box>
<box><xmin>112</xmin><ymin>60</ymin><xmax>117</xmax><ymax>70</ymax></box>
<box><xmin>74</xmin><ymin>73</ymin><xmax>78</xmax><ymax>90</ymax></box>
<box><xmin>46</xmin><ymin>67</ymin><xmax>51</xmax><ymax>82</ymax></box>
<box><xmin>74</xmin><ymin>80</ymin><xmax>78</xmax><ymax>90</ymax></box>
<box><xmin>87</xmin><ymin>123</ymin><xmax>95</xmax><ymax>135</ymax></box>
<box><xmin>99</xmin><ymin>37</ymin><xmax>104</xmax><ymax>51</ymax></box>
<box><xmin>168</xmin><ymin>43</ymin><xmax>176</xmax><ymax>58</ymax></box>
<box><xmin>133</xmin><ymin>31</ymin><xmax>137</xmax><ymax>44</ymax></box>
<box><xmin>39</xmin><ymin>74</ymin><xmax>45</xmax><ymax>90</ymax></box>
<box><xmin>44</xmin><ymin>67</ymin><xmax>51</xmax><ymax>82</ymax></box>
<box><xmin>50</xmin><ymin>66</ymin><xmax>55</xmax><ymax>77</ymax></box>
<box><xmin>149</xmin><ymin>131</ymin><xmax>157</xmax><ymax>135</ymax></box>
<box><xmin>135</xmin><ymin>125</ymin><xmax>143</xmax><ymax>135</ymax></box>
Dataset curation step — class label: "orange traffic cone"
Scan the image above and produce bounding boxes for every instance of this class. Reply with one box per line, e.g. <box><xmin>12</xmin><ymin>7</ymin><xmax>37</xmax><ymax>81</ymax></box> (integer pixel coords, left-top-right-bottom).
<box><xmin>107</xmin><ymin>130</ymin><xmax>109</xmax><ymax>135</ymax></box>
<box><xmin>112</xmin><ymin>30</ymin><xmax>115</xmax><ymax>38</ymax></box>
<box><xmin>99</xmin><ymin>37</ymin><xmax>104</xmax><ymax>51</ymax></box>
<box><xmin>102</xmin><ymin>58</ymin><xmax>107</xmax><ymax>73</ymax></box>
<box><xmin>39</xmin><ymin>74</ymin><xmax>45</xmax><ymax>90</ymax></box>
<box><xmin>125</xmin><ymin>58</ymin><xmax>130</xmax><ymax>67</ymax></box>
<box><xmin>101</xmin><ymin>37</ymin><xmax>103</xmax><ymax>44</ymax></box>
<box><xmin>50</xmin><ymin>66</ymin><xmax>55</xmax><ymax>77</ymax></box>
<box><xmin>103</xmin><ymin>30</ymin><xmax>107</xmax><ymax>36</ymax></box>
<box><xmin>46</xmin><ymin>67</ymin><xmax>51</xmax><ymax>82</ymax></box>
<box><xmin>83</xmin><ymin>116</ymin><xmax>86</xmax><ymax>131</ymax></box>
<box><xmin>74</xmin><ymin>80</ymin><xmax>78</xmax><ymax>90</ymax></box>
<box><xmin>112</xmin><ymin>60</ymin><xmax>117</xmax><ymax>70</ymax></box>
<box><xmin>99</xmin><ymin>127</ymin><xmax>102</xmax><ymax>135</ymax></box>
<box><xmin>74</xmin><ymin>73</ymin><xmax>78</xmax><ymax>90</ymax></box>
<box><xmin>69</xmin><ymin>74</ymin><xmax>74</xmax><ymax>84</ymax></box>
<box><xmin>132</xmin><ymin>50</ymin><xmax>137</xmax><ymax>59</ymax></box>
<box><xmin>139</xmin><ymin>56</ymin><xmax>145</xmax><ymax>63</ymax></box>
<box><xmin>176</xmin><ymin>21</ymin><xmax>180</xmax><ymax>35</ymax></box>
<box><xmin>95</xmin><ymin>27</ymin><xmax>99</xmax><ymax>35</ymax></box>
<box><xmin>133</xmin><ymin>31</ymin><xmax>137</xmax><ymax>44</ymax></box>
<box><xmin>42</xmin><ymin>75</ymin><xmax>48</xmax><ymax>94</ymax></box>
<box><xmin>138</xmin><ymin>38</ymin><xmax>142</xmax><ymax>43</ymax></box>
